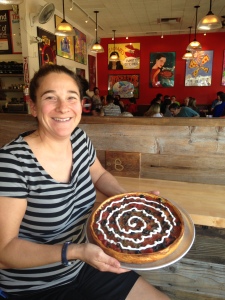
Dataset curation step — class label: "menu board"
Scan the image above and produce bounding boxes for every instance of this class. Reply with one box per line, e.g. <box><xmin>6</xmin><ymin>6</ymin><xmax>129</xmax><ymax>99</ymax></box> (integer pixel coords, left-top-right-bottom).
<box><xmin>0</xmin><ymin>10</ymin><xmax>12</xmax><ymax>54</ymax></box>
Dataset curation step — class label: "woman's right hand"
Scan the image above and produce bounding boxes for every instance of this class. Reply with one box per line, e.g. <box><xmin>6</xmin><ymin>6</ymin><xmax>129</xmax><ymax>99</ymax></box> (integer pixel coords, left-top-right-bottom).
<box><xmin>71</xmin><ymin>243</ymin><xmax>129</xmax><ymax>274</ymax></box>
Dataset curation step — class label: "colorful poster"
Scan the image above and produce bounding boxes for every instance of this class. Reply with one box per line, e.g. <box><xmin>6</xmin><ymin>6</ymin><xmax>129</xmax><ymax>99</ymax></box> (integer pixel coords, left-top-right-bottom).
<box><xmin>74</xmin><ymin>28</ymin><xmax>87</xmax><ymax>65</ymax></box>
<box><xmin>149</xmin><ymin>52</ymin><xmax>175</xmax><ymax>88</ymax></box>
<box><xmin>0</xmin><ymin>10</ymin><xmax>12</xmax><ymax>54</ymax></box>
<box><xmin>55</xmin><ymin>15</ymin><xmax>74</xmax><ymax>60</ymax></box>
<box><xmin>9</xmin><ymin>10</ymin><xmax>21</xmax><ymax>54</ymax></box>
<box><xmin>108</xmin><ymin>43</ymin><xmax>140</xmax><ymax>70</ymax></box>
<box><xmin>108</xmin><ymin>74</ymin><xmax>139</xmax><ymax>98</ymax></box>
<box><xmin>185</xmin><ymin>50</ymin><xmax>213</xmax><ymax>86</ymax></box>
<box><xmin>37</xmin><ymin>27</ymin><xmax>56</xmax><ymax>66</ymax></box>
<box><xmin>222</xmin><ymin>50</ymin><xmax>225</xmax><ymax>86</ymax></box>
<box><xmin>88</xmin><ymin>55</ymin><xmax>96</xmax><ymax>91</ymax></box>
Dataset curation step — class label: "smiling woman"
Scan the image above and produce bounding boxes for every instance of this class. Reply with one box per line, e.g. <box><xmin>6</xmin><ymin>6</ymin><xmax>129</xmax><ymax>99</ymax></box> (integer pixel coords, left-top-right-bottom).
<box><xmin>0</xmin><ymin>64</ymin><xmax>170</xmax><ymax>300</ymax></box>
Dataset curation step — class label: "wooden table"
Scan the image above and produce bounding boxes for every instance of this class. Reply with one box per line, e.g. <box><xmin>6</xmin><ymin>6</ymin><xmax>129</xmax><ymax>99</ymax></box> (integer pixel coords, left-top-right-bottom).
<box><xmin>96</xmin><ymin>176</ymin><xmax>225</xmax><ymax>228</ymax></box>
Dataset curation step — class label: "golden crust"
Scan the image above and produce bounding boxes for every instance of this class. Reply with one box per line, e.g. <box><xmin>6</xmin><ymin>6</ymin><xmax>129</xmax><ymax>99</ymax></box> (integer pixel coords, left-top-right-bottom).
<box><xmin>90</xmin><ymin>193</ymin><xmax>184</xmax><ymax>264</ymax></box>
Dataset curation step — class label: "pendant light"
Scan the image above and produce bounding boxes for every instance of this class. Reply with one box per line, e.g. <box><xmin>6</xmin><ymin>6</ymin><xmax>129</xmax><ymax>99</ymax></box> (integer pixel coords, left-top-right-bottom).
<box><xmin>109</xmin><ymin>30</ymin><xmax>119</xmax><ymax>61</ymax></box>
<box><xmin>91</xmin><ymin>11</ymin><xmax>104</xmax><ymax>53</ymax></box>
<box><xmin>186</xmin><ymin>6</ymin><xmax>202</xmax><ymax>52</ymax></box>
<box><xmin>0</xmin><ymin>0</ymin><xmax>23</xmax><ymax>3</ymax></box>
<box><xmin>198</xmin><ymin>0</ymin><xmax>222</xmax><ymax>30</ymax></box>
<box><xmin>182</xmin><ymin>27</ymin><xmax>193</xmax><ymax>60</ymax></box>
<box><xmin>55</xmin><ymin>0</ymin><xmax>74</xmax><ymax>36</ymax></box>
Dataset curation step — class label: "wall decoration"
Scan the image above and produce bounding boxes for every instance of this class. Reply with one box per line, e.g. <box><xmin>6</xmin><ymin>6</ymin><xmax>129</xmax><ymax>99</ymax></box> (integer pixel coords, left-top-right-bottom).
<box><xmin>108</xmin><ymin>43</ymin><xmax>140</xmax><ymax>70</ymax></box>
<box><xmin>37</xmin><ymin>27</ymin><xmax>56</xmax><ymax>66</ymax></box>
<box><xmin>76</xmin><ymin>68</ymin><xmax>85</xmax><ymax>78</ymax></box>
<box><xmin>88</xmin><ymin>55</ymin><xmax>96</xmax><ymax>91</ymax></box>
<box><xmin>108</xmin><ymin>74</ymin><xmax>139</xmax><ymax>98</ymax></box>
<box><xmin>0</xmin><ymin>10</ymin><xmax>12</xmax><ymax>54</ymax></box>
<box><xmin>74</xmin><ymin>28</ymin><xmax>87</xmax><ymax>65</ymax></box>
<box><xmin>55</xmin><ymin>15</ymin><xmax>74</xmax><ymax>60</ymax></box>
<box><xmin>9</xmin><ymin>10</ymin><xmax>21</xmax><ymax>54</ymax></box>
<box><xmin>149</xmin><ymin>52</ymin><xmax>175</xmax><ymax>87</ymax></box>
<box><xmin>222</xmin><ymin>50</ymin><xmax>225</xmax><ymax>86</ymax></box>
<box><xmin>185</xmin><ymin>50</ymin><xmax>213</xmax><ymax>86</ymax></box>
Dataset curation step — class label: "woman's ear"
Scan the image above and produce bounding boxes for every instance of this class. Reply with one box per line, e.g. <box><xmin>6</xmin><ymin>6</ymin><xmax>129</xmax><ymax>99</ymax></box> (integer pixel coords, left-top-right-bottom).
<box><xmin>28</xmin><ymin>99</ymin><xmax>37</xmax><ymax>117</ymax></box>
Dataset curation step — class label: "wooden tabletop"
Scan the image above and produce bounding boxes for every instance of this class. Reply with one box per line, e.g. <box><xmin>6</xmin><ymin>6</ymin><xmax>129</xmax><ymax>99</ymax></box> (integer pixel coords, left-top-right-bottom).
<box><xmin>96</xmin><ymin>177</ymin><xmax>225</xmax><ymax>228</ymax></box>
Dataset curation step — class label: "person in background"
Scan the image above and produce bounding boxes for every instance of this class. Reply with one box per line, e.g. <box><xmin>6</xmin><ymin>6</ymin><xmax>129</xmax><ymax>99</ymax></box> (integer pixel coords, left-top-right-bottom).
<box><xmin>113</xmin><ymin>94</ymin><xmax>125</xmax><ymax>112</ymax></box>
<box><xmin>212</xmin><ymin>92</ymin><xmax>225</xmax><ymax>117</ymax></box>
<box><xmin>126</xmin><ymin>97</ymin><xmax>138</xmax><ymax>115</ymax></box>
<box><xmin>211</xmin><ymin>91</ymin><xmax>224</xmax><ymax>112</ymax></box>
<box><xmin>0</xmin><ymin>64</ymin><xmax>170</xmax><ymax>300</ymax></box>
<box><xmin>91</xmin><ymin>87</ymin><xmax>102</xmax><ymax>115</ymax></box>
<box><xmin>78</xmin><ymin>76</ymin><xmax>92</xmax><ymax>116</ymax></box>
<box><xmin>144</xmin><ymin>103</ymin><xmax>163</xmax><ymax>117</ymax></box>
<box><xmin>161</xmin><ymin>98</ymin><xmax>172</xmax><ymax>117</ymax></box>
<box><xmin>171</xmin><ymin>95</ymin><xmax>180</xmax><ymax>106</ymax></box>
<box><xmin>103</xmin><ymin>94</ymin><xmax>121</xmax><ymax>116</ymax></box>
<box><xmin>181</xmin><ymin>96</ymin><xmax>190</xmax><ymax>107</ymax></box>
<box><xmin>188</xmin><ymin>97</ymin><xmax>200</xmax><ymax>115</ymax></box>
<box><xmin>169</xmin><ymin>102</ymin><xmax>199</xmax><ymax>117</ymax></box>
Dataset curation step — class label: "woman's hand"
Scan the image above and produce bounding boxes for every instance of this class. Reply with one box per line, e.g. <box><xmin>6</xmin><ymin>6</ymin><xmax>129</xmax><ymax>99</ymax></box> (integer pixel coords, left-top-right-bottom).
<box><xmin>72</xmin><ymin>243</ymin><xmax>129</xmax><ymax>274</ymax></box>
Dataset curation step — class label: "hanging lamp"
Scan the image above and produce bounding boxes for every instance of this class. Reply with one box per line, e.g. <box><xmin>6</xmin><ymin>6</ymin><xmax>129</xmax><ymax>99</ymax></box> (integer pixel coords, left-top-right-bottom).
<box><xmin>110</xmin><ymin>30</ymin><xmax>119</xmax><ymax>61</ymax></box>
<box><xmin>91</xmin><ymin>11</ymin><xmax>104</xmax><ymax>53</ymax></box>
<box><xmin>198</xmin><ymin>0</ymin><xmax>222</xmax><ymax>30</ymax></box>
<box><xmin>55</xmin><ymin>0</ymin><xmax>74</xmax><ymax>36</ymax></box>
<box><xmin>182</xmin><ymin>27</ymin><xmax>194</xmax><ymax>60</ymax></box>
<box><xmin>186</xmin><ymin>5</ymin><xmax>202</xmax><ymax>52</ymax></box>
<box><xmin>0</xmin><ymin>0</ymin><xmax>23</xmax><ymax>3</ymax></box>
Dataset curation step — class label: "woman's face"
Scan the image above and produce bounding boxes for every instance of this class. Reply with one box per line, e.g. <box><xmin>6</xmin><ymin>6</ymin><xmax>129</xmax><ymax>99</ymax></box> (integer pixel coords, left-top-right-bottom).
<box><xmin>155</xmin><ymin>57</ymin><xmax>166</xmax><ymax>68</ymax></box>
<box><xmin>30</xmin><ymin>72</ymin><xmax>82</xmax><ymax>140</ymax></box>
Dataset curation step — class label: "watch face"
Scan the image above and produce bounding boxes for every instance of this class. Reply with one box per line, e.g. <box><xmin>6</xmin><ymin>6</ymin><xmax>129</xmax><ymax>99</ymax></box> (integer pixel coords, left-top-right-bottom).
<box><xmin>12</xmin><ymin>5</ymin><xmax>19</xmax><ymax>15</ymax></box>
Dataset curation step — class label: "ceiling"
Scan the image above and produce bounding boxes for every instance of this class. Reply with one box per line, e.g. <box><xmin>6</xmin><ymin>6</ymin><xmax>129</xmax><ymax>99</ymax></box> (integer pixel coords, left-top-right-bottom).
<box><xmin>52</xmin><ymin>0</ymin><xmax>225</xmax><ymax>38</ymax></box>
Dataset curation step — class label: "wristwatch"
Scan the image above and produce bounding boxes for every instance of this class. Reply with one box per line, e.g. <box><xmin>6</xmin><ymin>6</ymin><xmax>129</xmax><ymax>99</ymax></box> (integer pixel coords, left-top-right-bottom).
<box><xmin>61</xmin><ymin>241</ymin><xmax>73</xmax><ymax>266</ymax></box>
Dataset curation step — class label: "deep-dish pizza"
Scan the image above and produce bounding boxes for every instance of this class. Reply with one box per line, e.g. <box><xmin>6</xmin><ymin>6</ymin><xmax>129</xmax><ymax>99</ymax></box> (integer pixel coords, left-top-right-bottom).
<box><xmin>90</xmin><ymin>193</ymin><xmax>184</xmax><ymax>264</ymax></box>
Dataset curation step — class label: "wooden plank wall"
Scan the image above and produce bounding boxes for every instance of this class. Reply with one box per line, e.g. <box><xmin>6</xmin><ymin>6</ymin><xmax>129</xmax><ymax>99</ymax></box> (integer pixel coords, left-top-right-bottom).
<box><xmin>79</xmin><ymin>117</ymin><xmax>225</xmax><ymax>185</ymax></box>
<box><xmin>1</xmin><ymin>114</ymin><xmax>225</xmax><ymax>185</ymax></box>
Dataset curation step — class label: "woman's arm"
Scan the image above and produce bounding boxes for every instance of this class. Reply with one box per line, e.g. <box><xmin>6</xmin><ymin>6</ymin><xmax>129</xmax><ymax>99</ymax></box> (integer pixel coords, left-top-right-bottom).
<box><xmin>0</xmin><ymin>196</ymin><xmax>126</xmax><ymax>273</ymax></box>
<box><xmin>90</xmin><ymin>158</ymin><xmax>126</xmax><ymax>196</ymax></box>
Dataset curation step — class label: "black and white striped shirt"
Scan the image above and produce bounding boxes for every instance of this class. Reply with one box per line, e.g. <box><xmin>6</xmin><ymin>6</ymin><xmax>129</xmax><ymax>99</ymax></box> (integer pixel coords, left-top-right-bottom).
<box><xmin>0</xmin><ymin>127</ymin><xmax>96</xmax><ymax>295</ymax></box>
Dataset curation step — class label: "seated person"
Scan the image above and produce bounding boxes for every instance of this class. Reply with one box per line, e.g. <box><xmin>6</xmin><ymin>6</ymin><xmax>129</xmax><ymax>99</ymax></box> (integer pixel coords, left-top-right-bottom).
<box><xmin>144</xmin><ymin>103</ymin><xmax>163</xmax><ymax>117</ymax></box>
<box><xmin>169</xmin><ymin>103</ymin><xmax>199</xmax><ymax>117</ymax></box>
<box><xmin>103</xmin><ymin>95</ymin><xmax>121</xmax><ymax>116</ymax></box>
<box><xmin>211</xmin><ymin>91</ymin><xmax>224</xmax><ymax>112</ymax></box>
<box><xmin>127</xmin><ymin>97</ymin><xmax>138</xmax><ymax>115</ymax></box>
<box><xmin>213</xmin><ymin>92</ymin><xmax>225</xmax><ymax>117</ymax></box>
<box><xmin>188</xmin><ymin>97</ymin><xmax>200</xmax><ymax>114</ymax></box>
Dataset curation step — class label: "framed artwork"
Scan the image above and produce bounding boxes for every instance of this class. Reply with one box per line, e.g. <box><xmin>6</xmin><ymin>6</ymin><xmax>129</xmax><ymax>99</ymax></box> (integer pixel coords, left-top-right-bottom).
<box><xmin>185</xmin><ymin>50</ymin><xmax>213</xmax><ymax>86</ymax></box>
<box><xmin>74</xmin><ymin>28</ymin><xmax>87</xmax><ymax>65</ymax></box>
<box><xmin>55</xmin><ymin>15</ymin><xmax>74</xmax><ymax>60</ymax></box>
<box><xmin>9</xmin><ymin>10</ymin><xmax>22</xmax><ymax>54</ymax></box>
<box><xmin>88</xmin><ymin>55</ymin><xmax>96</xmax><ymax>91</ymax></box>
<box><xmin>108</xmin><ymin>74</ymin><xmax>139</xmax><ymax>98</ymax></box>
<box><xmin>76</xmin><ymin>68</ymin><xmax>85</xmax><ymax>78</ymax></box>
<box><xmin>108</xmin><ymin>43</ymin><xmax>140</xmax><ymax>70</ymax></box>
<box><xmin>149</xmin><ymin>52</ymin><xmax>175</xmax><ymax>87</ymax></box>
<box><xmin>0</xmin><ymin>10</ymin><xmax>12</xmax><ymax>54</ymax></box>
<box><xmin>221</xmin><ymin>50</ymin><xmax>225</xmax><ymax>86</ymax></box>
<box><xmin>37</xmin><ymin>27</ymin><xmax>56</xmax><ymax>66</ymax></box>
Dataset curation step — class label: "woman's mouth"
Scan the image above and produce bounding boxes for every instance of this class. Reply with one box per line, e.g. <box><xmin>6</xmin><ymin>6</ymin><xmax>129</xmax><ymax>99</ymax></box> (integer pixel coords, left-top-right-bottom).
<box><xmin>53</xmin><ymin>117</ymin><xmax>71</xmax><ymax>122</ymax></box>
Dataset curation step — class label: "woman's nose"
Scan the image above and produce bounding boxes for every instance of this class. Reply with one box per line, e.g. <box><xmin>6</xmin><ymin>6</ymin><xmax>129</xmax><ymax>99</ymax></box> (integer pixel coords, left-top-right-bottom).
<box><xmin>56</xmin><ymin>100</ymin><xmax>69</xmax><ymax>113</ymax></box>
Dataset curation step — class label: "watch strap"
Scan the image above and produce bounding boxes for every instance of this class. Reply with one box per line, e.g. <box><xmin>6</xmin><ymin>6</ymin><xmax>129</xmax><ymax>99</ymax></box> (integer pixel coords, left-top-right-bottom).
<box><xmin>61</xmin><ymin>241</ymin><xmax>73</xmax><ymax>266</ymax></box>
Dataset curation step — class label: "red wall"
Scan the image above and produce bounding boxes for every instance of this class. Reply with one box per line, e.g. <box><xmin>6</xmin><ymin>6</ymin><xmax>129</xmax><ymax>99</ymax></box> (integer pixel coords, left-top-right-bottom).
<box><xmin>97</xmin><ymin>32</ymin><xmax>225</xmax><ymax>105</ymax></box>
